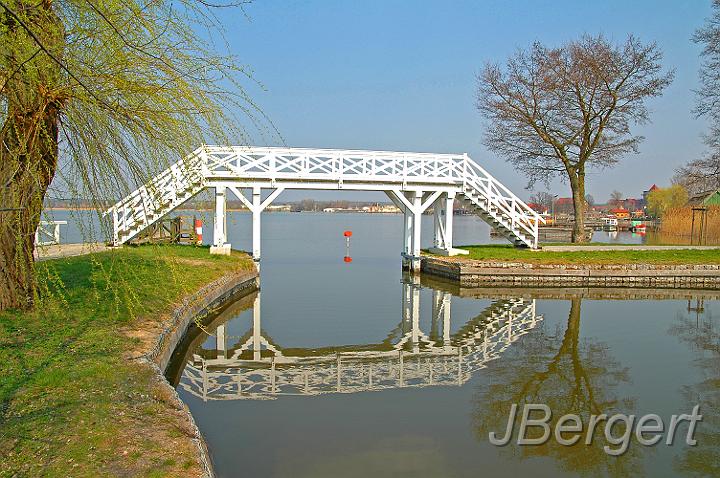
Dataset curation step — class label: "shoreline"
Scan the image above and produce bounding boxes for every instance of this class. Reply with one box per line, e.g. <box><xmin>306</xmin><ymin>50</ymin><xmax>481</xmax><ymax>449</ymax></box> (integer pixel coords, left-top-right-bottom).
<box><xmin>143</xmin><ymin>268</ymin><xmax>259</xmax><ymax>478</ymax></box>
<box><xmin>421</xmin><ymin>255</ymin><xmax>720</xmax><ymax>289</ymax></box>
<box><xmin>0</xmin><ymin>246</ymin><xmax>258</xmax><ymax>477</ymax></box>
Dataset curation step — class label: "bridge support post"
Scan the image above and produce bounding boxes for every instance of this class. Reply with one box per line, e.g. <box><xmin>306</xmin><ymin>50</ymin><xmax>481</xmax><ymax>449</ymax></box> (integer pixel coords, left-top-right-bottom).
<box><xmin>252</xmin><ymin>187</ymin><xmax>262</xmax><ymax>262</ymax></box>
<box><xmin>403</xmin><ymin>201</ymin><xmax>413</xmax><ymax>257</ymax></box>
<box><xmin>253</xmin><ymin>293</ymin><xmax>261</xmax><ymax>361</ymax></box>
<box><xmin>226</xmin><ymin>186</ymin><xmax>285</xmax><ymax>264</ymax></box>
<box><xmin>411</xmin><ymin>282</ymin><xmax>420</xmax><ymax>353</ymax></box>
<box><xmin>431</xmin><ymin>289</ymin><xmax>452</xmax><ymax>352</ymax></box>
<box><xmin>429</xmin><ymin>192</ymin><xmax>468</xmax><ymax>256</ymax></box>
<box><xmin>216</xmin><ymin>323</ymin><xmax>227</xmax><ymax>359</ymax></box>
<box><xmin>410</xmin><ymin>192</ymin><xmax>422</xmax><ymax>272</ymax></box>
<box><xmin>210</xmin><ymin>186</ymin><xmax>231</xmax><ymax>255</ymax></box>
<box><xmin>390</xmin><ymin>189</ymin><xmax>442</xmax><ymax>273</ymax></box>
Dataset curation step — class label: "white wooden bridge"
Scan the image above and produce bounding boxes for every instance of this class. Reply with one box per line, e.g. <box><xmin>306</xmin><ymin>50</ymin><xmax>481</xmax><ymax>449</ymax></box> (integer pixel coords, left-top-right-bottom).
<box><xmin>106</xmin><ymin>146</ymin><xmax>543</xmax><ymax>269</ymax></box>
<box><xmin>177</xmin><ymin>281</ymin><xmax>542</xmax><ymax>401</ymax></box>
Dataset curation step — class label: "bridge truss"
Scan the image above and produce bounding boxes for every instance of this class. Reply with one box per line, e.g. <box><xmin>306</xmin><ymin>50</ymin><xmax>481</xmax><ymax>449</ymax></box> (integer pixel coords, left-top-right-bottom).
<box><xmin>177</xmin><ymin>281</ymin><xmax>542</xmax><ymax>401</ymax></box>
<box><xmin>106</xmin><ymin>146</ymin><xmax>544</xmax><ymax>269</ymax></box>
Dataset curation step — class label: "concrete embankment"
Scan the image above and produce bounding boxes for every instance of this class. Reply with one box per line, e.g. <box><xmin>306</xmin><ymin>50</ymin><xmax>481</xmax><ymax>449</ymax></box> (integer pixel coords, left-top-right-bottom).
<box><xmin>144</xmin><ymin>268</ymin><xmax>259</xmax><ymax>478</ymax></box>
<box><xmin>421</xmin><ymin>256</ymin><xmax>720</xmax><ymax>289</ymax></box>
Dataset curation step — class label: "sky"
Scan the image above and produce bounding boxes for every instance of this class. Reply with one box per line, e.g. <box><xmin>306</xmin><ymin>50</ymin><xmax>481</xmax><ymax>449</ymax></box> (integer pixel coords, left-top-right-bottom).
<box><xmin>217</xmin><ymin>0</ymin><xmax>713</xmax><ymax>203</ymax></box>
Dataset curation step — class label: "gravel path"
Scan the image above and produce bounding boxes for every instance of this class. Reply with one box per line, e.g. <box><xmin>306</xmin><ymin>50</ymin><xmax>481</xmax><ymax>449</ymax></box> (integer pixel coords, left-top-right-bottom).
<box><xmin>35</xmin><ymin>242</ymin><xmax>110</xmax><ymax>261</ymax></box>
<box><xmin>542</xmin><ymin>245</ymin><xmax>720</xmax><ymax>252</ymax></box>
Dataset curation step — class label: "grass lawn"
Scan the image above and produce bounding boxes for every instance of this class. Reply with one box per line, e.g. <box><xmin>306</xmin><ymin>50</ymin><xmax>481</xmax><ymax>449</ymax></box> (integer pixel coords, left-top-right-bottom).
<box><xmin>0</xmin><ymin>245</ymin><xmax>254</xmax><ymax>477</ymax></box>
<box><xmin>440</xmin><ymin>244</ymin><xmax>720</xmax><ymax>265</ymax></box>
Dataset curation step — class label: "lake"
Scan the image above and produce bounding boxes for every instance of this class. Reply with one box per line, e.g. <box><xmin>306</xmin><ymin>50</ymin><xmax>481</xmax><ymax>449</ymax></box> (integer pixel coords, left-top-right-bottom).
<box><xmin>138</xmin><ymin>211</ymin><xmax>717</xmax><ymax>478</ymax></box>
<box><xmin>42</xmin><ymin>209</ymin><xmax>651</xmax><ymax>247</ymax></box>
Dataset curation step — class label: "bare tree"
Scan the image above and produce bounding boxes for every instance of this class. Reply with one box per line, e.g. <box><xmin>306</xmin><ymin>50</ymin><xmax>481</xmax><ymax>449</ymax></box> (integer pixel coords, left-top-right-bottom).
<box><xmin>694</xmin><ymin>0</ymin><xmax>720</xmax><ymax>124</ymax></box>
<box><xmin>585</xmin><ymin>194</ymin><xmax>595</xmax><ymax>207</ymax></box>
<box><xmin>476</xmin><ymin>35</ymin><xmax>673</xmax><ymax>242</ymax></box>
<box><xmin>529</xmin><ymin>191</ymin><xmax>554</xmax><ymax>211</ymax></box>
<box><xmin>673</xmin><ymin>152</ymin><xmax>720</xmax><ymax>197</ymax></box>
<box><xmin>676</xmin><ymin>1</ymin><xmax>720</xmax><ymax>197</ymax></box>
<box><xmin>610</xmin><ymin>190</ymin><xmax>624</xmax><ymax>207</ymax></box>
<box><xmin>473</xmin><ymin>299</ymin><xmax>640</xmax><ymax>476</ymax></box>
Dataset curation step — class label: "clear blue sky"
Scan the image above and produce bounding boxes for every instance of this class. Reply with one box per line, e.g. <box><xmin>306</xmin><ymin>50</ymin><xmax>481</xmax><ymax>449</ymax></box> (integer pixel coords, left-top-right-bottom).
<box><xmin>220</xmin><ymin>0</ymin><xmax>712</xmax><ymax>203</ymax></box>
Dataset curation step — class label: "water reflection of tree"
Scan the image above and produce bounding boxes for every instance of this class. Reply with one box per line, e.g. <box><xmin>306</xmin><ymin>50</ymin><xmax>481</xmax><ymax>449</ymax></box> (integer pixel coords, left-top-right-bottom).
<box><xmin>473</xmin><ymin>298</ymin><xmax>640</xmax><ymax>476</ymax></box>
<box><xmin>670</xmin><ymin>302</ymin><xmax>719</xmax><ymax>477</ymax></box>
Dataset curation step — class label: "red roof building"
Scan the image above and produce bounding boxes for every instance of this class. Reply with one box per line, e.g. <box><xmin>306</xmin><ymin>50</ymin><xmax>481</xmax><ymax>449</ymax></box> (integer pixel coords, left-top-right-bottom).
<box><xmin>610</xmin><ymin>208</ymin><xmax>631</xmax><ymax>219</ymax></box>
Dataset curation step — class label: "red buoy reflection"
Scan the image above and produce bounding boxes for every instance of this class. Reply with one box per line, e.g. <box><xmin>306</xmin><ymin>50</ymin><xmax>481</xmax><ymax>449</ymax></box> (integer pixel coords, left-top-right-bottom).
<box><xmin>343</xmin><ymin>230</ymin><xmax>352</xmax><ymax>237</ymax></box>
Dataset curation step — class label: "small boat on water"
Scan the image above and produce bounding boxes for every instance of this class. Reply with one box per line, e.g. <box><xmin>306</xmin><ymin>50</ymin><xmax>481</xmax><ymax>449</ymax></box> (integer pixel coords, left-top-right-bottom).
<box><xmin>601</xmin><ymin>217</ymin><xmax>618</xmax><ymax>231</ymax></box>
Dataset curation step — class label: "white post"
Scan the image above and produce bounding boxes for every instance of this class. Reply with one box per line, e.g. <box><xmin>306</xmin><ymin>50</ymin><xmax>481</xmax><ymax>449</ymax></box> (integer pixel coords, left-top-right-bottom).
<box><xmin>210</xmin><ymin>185</ymin><xmax>231</xmax><ymax>255</ymax></box>
<box><xmin>402</xmin><ymin>193</ymin><xmax>413</xmax><ymax>270</ymax></box>
<box><xmin>53</xmin><ymin>223</ymin><xmax>61</xmax><ymax>245</ymax></box>
<box><xmin>431</xmin><ymin>288</ymin><xmax>442</xmax><ymax>342</ymax></box>
<box><xmin>411</xmin><ymin>284</ymin><xmax>420</xmax><ymax>353</ymax></box>
<box><xmin>227</xmin><ymin>185</ymin><xmax>284</xmax><ymax>264</ymax></box>
<box><xmin>442</xmin><ymin>292</ymin><xmax>452</xmax><ymax>352</ymax></box>
<box><xmin>403</xmin><ymin>200</ymin><xmax>413</xmax><ymax>255</ymax></box>
<box><xmin>402</xmin><ymin>280</ymin><xmax>411</xmax><ymax>334</ymax></box>
<box><xmin>252</xmin><ymin>187</ymin><xmax>261</xmax><ymax>261</ymax></box>
<box><xmin>428</xmin><ymin>191</ymin><xmax>466</xmax><ymax>257</ymax></box>
<box><xmin>411</xmin><ymin>191</ymin><xmax>422</xmax><ymax>272</ymax></box>
<box><xmin>216</xmin><ymin>323</ymin><xmax>227</xmax><ymax>359</ymax></box>
<box><xmin>433</xmin><ymin>197</ymin><xmax>444</xmax><ymax>248</ymax></box>
<box><xmin>444</xmin><ymin>192</ymin><xmax>455</xmax><ymax>250</ymax></box>
<box><xmin>253</xmin><ymin>293</ymin><xmax>261</xmax><ymax>361</ymax></box>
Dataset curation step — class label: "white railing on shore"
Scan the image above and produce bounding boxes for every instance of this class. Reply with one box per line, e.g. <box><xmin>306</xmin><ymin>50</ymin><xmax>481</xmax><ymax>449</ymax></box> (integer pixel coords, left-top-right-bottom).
<box><xmin>35</xmin><ymin>220</ymin><xmax>67</xmax><ymax>246</ymax></box>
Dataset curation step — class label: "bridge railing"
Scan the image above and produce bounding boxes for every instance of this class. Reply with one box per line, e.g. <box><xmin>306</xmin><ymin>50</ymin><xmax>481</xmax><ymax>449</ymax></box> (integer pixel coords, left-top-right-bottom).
<box><xmin>105</xmin><ymin>145</ymin><xmax>542</xmax><ymax>246</ymax></box>
<box><xmin>462</xmin><ymin>156</ymin><xmax>544</xmax><ymax>245</ymax></box>
<box><xmin>200</xmin><ymin>146</ymin><xmax>468</xmax><ymax>184</ymax></box>
<box><xmin>105</xmin><ymin>148</ymin><xmax>206</xmax><ymax>243</ymax></box>
<box><xmin>178</xmin><ymin>298</ymin><xmax>542</xmax><ymax>401</ymax></box>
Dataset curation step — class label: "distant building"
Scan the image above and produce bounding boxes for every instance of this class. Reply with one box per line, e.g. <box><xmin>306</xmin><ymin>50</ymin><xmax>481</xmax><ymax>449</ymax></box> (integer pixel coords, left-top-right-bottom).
<box><xmin>689</xmin><ymin>189</ymin><xmax>720</xmax><ymax>207</ymax></box>
<box><xmin>703</xmin><ymin>190</ymin><xmax>720</xmax><ymax>206</ymax></box>
<box><xmin>527</xmin><ymin>202</ymin><xmax>548</xmax><ymax>214</ymax></box>
<box><xmin>623</xmin><ymin>198</ymin><xmax>644</xmax><ymax>211</ymax></box>
<box><xmin>364</xmin><ymin>203</ymin><xmax>401</xmax><ymax>213</ymax></box>
<box><xmin>610</xmin><ymin>208</ymin><xmax>631</xmax><ymax>219</ymax></box>
<box><xmin>642</xmin><ymin>184</ymin><xmax>659</xmax><ymax>204</ymax></box>
<box><xmin>554</xmin><ymin>197</ymin><xmax>575</xmax><ymax>214</ymax></box>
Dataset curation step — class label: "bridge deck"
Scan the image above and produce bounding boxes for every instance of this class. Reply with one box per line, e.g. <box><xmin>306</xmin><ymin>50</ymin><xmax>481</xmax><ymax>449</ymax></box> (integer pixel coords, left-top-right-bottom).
<box><xmin>106</xmin><ymin>146</ymin><xmax>544</xmax><ymax>264</ymax></box>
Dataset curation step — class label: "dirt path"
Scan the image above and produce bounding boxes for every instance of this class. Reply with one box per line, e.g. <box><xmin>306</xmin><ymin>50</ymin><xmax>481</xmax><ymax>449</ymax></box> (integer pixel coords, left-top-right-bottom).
<box><xmin>34</xmin><ymin>242</ymin><xmax>109</xmax><ymax>261</ymax></box>
<box><xmin>542</xmin><ymin>245</ymin><xmax>720</xmax><ymax>252</ymax></box>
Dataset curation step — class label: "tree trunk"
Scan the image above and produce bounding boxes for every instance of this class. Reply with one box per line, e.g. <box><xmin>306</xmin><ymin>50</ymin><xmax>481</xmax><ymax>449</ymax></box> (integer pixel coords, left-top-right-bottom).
<box><xmin>0</xmin><ymin>1</ymin><xmax>63</xmax><ymax>311</ymax></box>
<box><xmin>0</xmin><ymin>110</ymin><xmax>60</xmax><ymax>310</ymax></box>
<box><xmin>569</xmin><ymin>170</ymin><xmax>587</xmax><ymax>243</ymax></box>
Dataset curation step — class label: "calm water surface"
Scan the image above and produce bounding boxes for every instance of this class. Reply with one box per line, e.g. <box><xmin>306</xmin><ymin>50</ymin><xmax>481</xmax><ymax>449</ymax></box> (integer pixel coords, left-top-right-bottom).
<box><xmin>156</xmin><ymin>212</ymin><xmax>718</xmax><ymax>478</ymax></box>
<box><xmin>44</xmin><ymin>208</ymin><xmax>655</xmax><ymax>246</ymax></box>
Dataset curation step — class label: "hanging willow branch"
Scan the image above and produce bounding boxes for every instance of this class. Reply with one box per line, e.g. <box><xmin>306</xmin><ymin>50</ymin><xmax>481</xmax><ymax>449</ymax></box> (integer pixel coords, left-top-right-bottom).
<box><xmin>0</xmin><ymin>0</ymin><xmax>274</xmax><ymax>310</ymax></box>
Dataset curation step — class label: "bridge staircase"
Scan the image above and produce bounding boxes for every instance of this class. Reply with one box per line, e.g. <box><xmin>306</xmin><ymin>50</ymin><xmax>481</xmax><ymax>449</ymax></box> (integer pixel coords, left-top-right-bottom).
<box><xmin>105</xmin><ymin>146</ymin><xmax>542</xmax><ymax>249</ymax></box>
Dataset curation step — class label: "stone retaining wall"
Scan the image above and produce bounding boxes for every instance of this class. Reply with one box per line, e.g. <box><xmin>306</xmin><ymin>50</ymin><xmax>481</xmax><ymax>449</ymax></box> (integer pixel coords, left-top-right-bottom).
<box><xmin>144</xmin><ymin>267</ymin><xmax>259</xmax><ymax>478</ymax></box>
<box><xmin>421</xmin><ymin>256</ymin><xmax>720</xmax><ymax>289</ymax></box>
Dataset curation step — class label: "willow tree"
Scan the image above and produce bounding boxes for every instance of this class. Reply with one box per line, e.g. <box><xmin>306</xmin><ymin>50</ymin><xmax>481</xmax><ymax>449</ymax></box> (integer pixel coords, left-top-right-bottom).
<box><xmin>0</xmin><ymin>1</ymin><xmax>263</xmax><ymax>310</ymax></box>
<box><xmin>476</xmin><ymin>35</ymin><xmax>673</xmax><ymax>242</ymax></box>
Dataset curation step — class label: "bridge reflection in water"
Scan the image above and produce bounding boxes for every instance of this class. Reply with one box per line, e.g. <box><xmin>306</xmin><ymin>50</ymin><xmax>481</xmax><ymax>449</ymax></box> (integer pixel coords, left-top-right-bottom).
<box><xmin>175</xmin><ymin>280</ymin><xmax>542</xmax><ymax>401</ymax></box>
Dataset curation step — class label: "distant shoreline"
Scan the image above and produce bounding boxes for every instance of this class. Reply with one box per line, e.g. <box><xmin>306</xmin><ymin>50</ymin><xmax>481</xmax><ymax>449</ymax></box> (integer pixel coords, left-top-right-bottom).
<box><xmin>44</xmin><ymin>207</ymin><xmax>406</xmax><ymax>214</ymax></box>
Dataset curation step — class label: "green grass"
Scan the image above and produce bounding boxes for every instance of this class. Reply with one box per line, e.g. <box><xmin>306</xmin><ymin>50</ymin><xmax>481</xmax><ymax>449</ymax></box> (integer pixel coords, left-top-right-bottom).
<box><xmin>439</xmin><ymin>244</ymin><xmax>720</xmax><ymax>265</ymax></box>
<box><xmin>0</xmin><ymin>245</ymin><xmax>254</xmax><ymax>477</ymax></box>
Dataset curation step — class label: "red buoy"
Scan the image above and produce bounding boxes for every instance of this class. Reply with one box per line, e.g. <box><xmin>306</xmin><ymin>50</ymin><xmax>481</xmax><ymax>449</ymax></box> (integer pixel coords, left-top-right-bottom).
<box><xmin>344</xmin><ymin>256</ymin><xmax>353</xmax><ymax>263</ymax></box>
<box><xmin>343</xmin><ymin>230</ymin><xmax>352</xmax><ymax>237</ymax></box>
<box><xmin>195</xmin><ymin>219</ymin><xmax>203</xmax><ymax>245</ymax></box>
